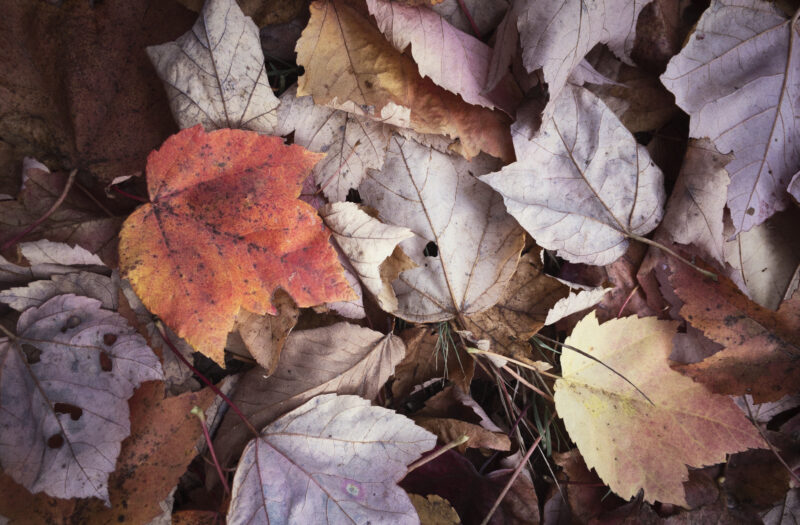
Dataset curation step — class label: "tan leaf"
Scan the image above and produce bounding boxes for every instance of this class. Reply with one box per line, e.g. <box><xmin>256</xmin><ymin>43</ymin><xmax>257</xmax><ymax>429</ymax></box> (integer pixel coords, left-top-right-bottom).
<box><xmin>276</xmin><ymin>86</ymin><xmax>391</xmax><ymax>202</ymax></box>
<box><xmin>544</xmin><ymin>282</ymin><xmax>609</xmax><ymax>326</ymax></box>
<box><xmin>660</xmin><ymin>0</ymin><xmax>800</xmax><ymax>234</ymax></box>
<box><xmin>228</xmin><ymin>394</ymin><xmax>436</xmax><ymax>524</ymax></box>
<box><xmin>482</xmin><ymin>86</ymin><xmax>665</xmax><ymax>266</ymax></box>
<box><xmin>213</xmin><ymin>323</ymin><xmax>406</xmax><ymax>475</ymax></box>
<box><xmin>321</xmin><ymin>202</ymin><xmax>415</xmax><ymax>313</ymax></box>
<box><xmin>517</xmin><ymin>0</ymin><xmax>652</xmax><ymax>117</ymax></box>
<box><xmin>360</xmin><ymin>135</ymin><xmax>525</xmax><ymax>322</ymax></box>
<box><xmin>409</xmin><ymin>494</ymin><xmax>461</xmax><ymax>525</ymax></box>
<box><xmin>366</xmin><ymin>0</ymin><xmax>520</xmax><ymax>113</ymax></box>
<box><xmin>414</xmin><ymin>417</ymin><xmax>511</xmax><ymax>452</ymax></box>
<box><xmin>147</xmin><ymin>0</ymin><xmax>279</xmax><ymax>133</ymax></box>
<box><xmin>463</xmin><ymin>252</ymin><xmax>570</xmax><ymax>360</ymax></box>
<box><xmin>554</xmin><ymin>312</ymin><xmax>765</xmax><ymax>506</ymax></box>
<box><xmin>0</xmin><ymin>295</ymin><xmax>163</xmax><ymax>502</ymax></box>
<box><xmin>295</xmin><ymin>0</ymin><xmax>514</xmax><ymax>161</ymax></box>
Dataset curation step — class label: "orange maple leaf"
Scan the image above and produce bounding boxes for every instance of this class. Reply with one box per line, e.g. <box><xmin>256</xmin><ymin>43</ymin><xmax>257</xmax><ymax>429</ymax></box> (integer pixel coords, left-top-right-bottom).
<box><xmin>119</xmin><ymin>125</ymin><xmax>355</xmax><ymax>365</ymax></box>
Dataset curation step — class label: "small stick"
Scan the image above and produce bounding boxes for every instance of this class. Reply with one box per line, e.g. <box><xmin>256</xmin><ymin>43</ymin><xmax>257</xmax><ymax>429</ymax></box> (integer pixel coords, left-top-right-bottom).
<box><xmin>156</xmin><ymin>321</ymin><xmax>260</xmax><ymax>437</ymax></box>
<box><xmin>617</xmin><ymin>285</ymin><xmax>639</xmax><ymax>318</ymax></box>
<box><xmin>191</xmin><ymin>405</ymin><xmax>231</xmax><ymax>496</ymax></box>
<box><xmin>1</xmin><ymin>169</ymin><xmax>78</xmax><ymax>252</ymax></box>
<box><xmin>406</xmin><ymin>435</ymin><xmax>469</xmax><ymax>473</ymax></box>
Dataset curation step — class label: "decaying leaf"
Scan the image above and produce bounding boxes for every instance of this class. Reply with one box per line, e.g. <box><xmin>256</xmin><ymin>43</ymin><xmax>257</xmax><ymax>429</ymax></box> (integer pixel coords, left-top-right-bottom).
<box><xmin>360</xmin><ymin>135</ymin><xmax>525</xmax><ymax>322</ymax></box>
<box><xmin>463</xmin><ymin>252</ymin><xmax>570</xmax><ymax>360</ymax></box>
<box><xmin>277</xmin><ymin>86</ymin><xmax>391</xmax><ymax>203</ymax></box>
<box><xmin>660</xmin><ymin>0</ymin><xmax>800</xmax><ymax>234</ymax></box>
<box><xmin>482</xmin><ymin>87</ymin><xmax>665</xmax><ymax>266</ymax></box>
<box><xmin>543</xmin><ymin>281</ymin><xmax>610</xmax><ymax>326</ymax></box>
<box><xmin>0</xmin><ymin>272</ymin><xmax>117</xmax><ymax>312</ymax></box>
<box><xmin>409</xmin><ymin>494</ymin><xmax>461</xmax><ymax>525</ymax></box>
<box><xmin>320</xmin><ymin>202</ymin><xmax>415</xmax><ymax>313</ymax></box>
<box><xmin>295</xmin><ymin>0</ymin><xmax>514</xmax><ymax>161</ymax></box>
<box><xmin>515</xmin><ymin>0</ymin><xmax>653</xmax><ymax>116</ymax></box>
<box><xmin>366</xmin><ymin>0</ymin><xmax>519</xmax><ymax>113</ymax></box>
<box><xmin>118</xmin><ymin>125</ymin><xmax>354</xmax><ymax>364</ymax></box>
<box><xmin>669</xmin><ymin>262</ymin><xmax>800</xmax><ymax>402</ymax></box>
<box><xmin>227</xmin><ymin>394</ymin><xmax>436</xmax><ymax>524</ymax></box>
<box><xmin>0</xmin><ymin>294</ymin><xmax>163</xmax><ymax>502</ymax></box>
<box><xmin>147</xmin><ymin>0</ymin><xmax>280</xmax><ymax>134</ymax></box>
<box><xmin>554</xmin><ymin>312</ymin><xmax>765</xmax><ymax>506</ymax></box>
<box><xmin>213</xmin><ymin>323</ymin><xmax>406</xmax><ymax>476</ymax></box>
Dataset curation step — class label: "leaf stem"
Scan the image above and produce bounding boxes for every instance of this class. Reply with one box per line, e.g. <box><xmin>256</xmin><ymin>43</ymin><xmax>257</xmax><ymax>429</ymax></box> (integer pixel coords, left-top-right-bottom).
<box><xmin>191</xmin><ymin>405</ymin><xmax>231</xmax><ymax>496</ymax></box>
<box><xmin>456</xmin><ymin>0</ymin><xmax>482</xmax><ymax>39</ymax></box>
<box><xmin>627</xmin><ymin>233</ymin><xmax>717</xmax><ymax>281</ymax></box>
<box><xmin>111</xmin><ymin>185</ymin><xmax>148</xmax><ymax>203</ymax></box>
<box><xmin>1</xmin><ymin>168</ymin><xmax>78</xmax><ymax>252</ymax></box>
<box><xmin>406</xmin><ymin>435</ymin><xmax>469</xmax><ymax>473</ymax></box>
<box><xmin>155</xmin><ymin>321</ymin><xmax>260</xmax><ymax>437</ymax></box>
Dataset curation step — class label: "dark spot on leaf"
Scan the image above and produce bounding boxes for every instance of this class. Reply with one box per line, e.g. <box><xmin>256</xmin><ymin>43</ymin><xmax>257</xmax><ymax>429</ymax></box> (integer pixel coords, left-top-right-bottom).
<box><xmin>64</xmin><ymin>316</ymin><xmax>81</xmax><ymax>332</ymax></box>
<box><xmin>103</xmin><ymin>333</ymin><xmax>118</xmax><ymax>346</ymax></box>
<box><xmin>423</xmin><ymin>241</ymin><xmax>439</xmax><ymax>258</ymax></box>
<box><xmin>746</xmin><ymin>207</ymin><xmax>755</xmax><ymax>215</ymax></box>
<box><xmin>47</xmin><ymin>434</ymin><xmax>64</xmax><ymax>449</ymax></box>
<box><xmin>21</xmin><ymin>343</ymin><xmax>41</xmax><ymax>364</ymax></box>
<box><xmin>54</xmin><ymin>403</ymin><xmax>83</xmax><ymax>421</ymax></box>
<box><xmin>99</xmin><ymin>351</ymin><xmax>113</xmax><ymax>372</ymax></box>
<box><xmin>723</xmin><ymin>315</ymin><xmax>739</xmax><ymax>327</ymax></box>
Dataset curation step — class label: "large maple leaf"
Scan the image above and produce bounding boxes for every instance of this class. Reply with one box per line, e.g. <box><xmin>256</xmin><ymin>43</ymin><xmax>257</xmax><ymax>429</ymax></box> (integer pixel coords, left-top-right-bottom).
<box><xmin>119</xmin><ymin>126</ymin><xmax>354</xmax><ymax>365</ymax></box>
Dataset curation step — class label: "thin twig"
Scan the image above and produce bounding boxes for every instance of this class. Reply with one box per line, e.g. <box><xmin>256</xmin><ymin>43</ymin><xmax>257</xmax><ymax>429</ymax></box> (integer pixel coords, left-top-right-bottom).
<box><xmin>743</xmin><ymin>397</ymin><xmax>800</xmax><ymax>486</ymax></box>
<box><xmin>406</xmin><ymin>435</ymin><xmax>469</xmax><ymax>473</ymax></box>
<box><xmin>1</xmin><ymin>169</ymin><xmax>78</xmax><ymax>252</ymax></box>
<box><xmin>480</xmin><ymin>416</ymin><xmax>552</xmax><ymax>525</ymax></box>
<box><xmin>617</xmin><ymin>285</ymin><xmax>639</xmax><ymax>318</ymax></box>
<box><xmin>192</xmin><ymin>406</ymin><xmax>231</xmax><ymax>495</ymax></box>
<box><xmin>535</xmin><ymin>334</ymin><xmax>655</xmax><ymax>405</ymax></box>
<box><xmin>156</xmin><ymin>321</ymin><xmax>260</xmax><ymax>437</ymax></box>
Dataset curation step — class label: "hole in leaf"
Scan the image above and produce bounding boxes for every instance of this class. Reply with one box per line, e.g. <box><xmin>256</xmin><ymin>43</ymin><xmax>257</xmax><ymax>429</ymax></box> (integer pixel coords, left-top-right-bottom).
<box><xmin>103</xmin><ymin>333</ymin><xmax>117</xmax><ymax>346</ymax></box>
<box><xmin>54</xmin><ymin>403</ymin><xmax>83</xmax><ymax>421</ymax></box>
<box><xmin>345</xmin><ymin>188</ymin><xmax>362</xmax><ymax>204</ymax></box>
<box><xmin>47</xmin><ymin>434</ymin><xmax>64</xmax><ymax>449</ymax></box>
<box><xmin>21</xmin><ymin>343</ymin><xmax>41</xmax><ymax>364</ymax></box>
<box><xmin>423</xmin><ymin>241</ymin><xmax>439</xmax><ymax>257</ymax></box>
<box><xmin>99</xmin><ymin>351</ymin><xmax>113</xmax><ymax>372</ymax></box>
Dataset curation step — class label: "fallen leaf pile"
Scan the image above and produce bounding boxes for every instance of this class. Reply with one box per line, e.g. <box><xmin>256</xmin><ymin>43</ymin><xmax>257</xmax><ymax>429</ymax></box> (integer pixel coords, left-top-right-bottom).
<box><xmin>1</xmin><ymin>0</ymin><xmax>798</xmax><ymax>522</ymax></box>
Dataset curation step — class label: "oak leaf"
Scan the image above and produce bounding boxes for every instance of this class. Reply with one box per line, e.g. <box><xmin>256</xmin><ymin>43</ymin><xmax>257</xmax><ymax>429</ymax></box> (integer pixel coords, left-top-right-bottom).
<box><xmin>482</xmin><ymin>87</ymin><xmax>665</xmax><ymax>266</ymax></box>
<box><xmin>118</xmin><ymin>125</ymin><xmax>354</xmax><ymax>365</ymax></box>
<box><xmin>359</xmin><ymin>135</ymin><xmax>524</xmax><ymax>322</ymax></box>
<box><xmin>147</xmin><ymin>0</ymin><xmax>280</xmax><ymax>134</ymax></box>
<box><xmin>553</xmin><ymin>312</ymin><xmax>765</xmax><ymax>506</ymax></box>
<box><xmin>295</xmin><ymin>0</ymin><xmax>514</xmax><ymax>162</ymax></box>
<box><xmin>228</xmin><ymin>394</ymin><xmax>436</xmax><ymax>524</ymax></box>
<box><xmin>0</xmin><ymin>294</ymin><xmax>164</xmax><ymax>503</ymax></box>
<box><xmin>669</xmin><ymin>261</ymin><xmax>800</xmax><ymax>402</ymax></box>
<box><xmin>660</xmin><ymin>0</ymin><xmax>800</xmax><ymax>234</ymax></box>
<box><xmin>366</xmin><ymin>0</ymin><xmax>520</xmax><ymax>113</ymax></box>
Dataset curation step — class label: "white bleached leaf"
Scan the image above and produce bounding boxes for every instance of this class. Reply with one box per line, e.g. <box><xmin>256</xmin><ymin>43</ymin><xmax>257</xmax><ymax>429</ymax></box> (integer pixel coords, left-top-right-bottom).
<box><xmin>147</xmin><ymin>0</ymin><xmax>279</xmax><ymax>133</ymax></box>
<box><xmin>228</xmin><ymin>394</ymin><xmax>436</xmax><ymax>525</ymax></box>
<box><xmin>482</xmin><ymin>86</ymin><xmax>665</xmax><ymax>266</ymax></box>
<box><xmin>661</xmin><ymin>0</ymin><xmax>800</xmax><ymax>234</ymax></box>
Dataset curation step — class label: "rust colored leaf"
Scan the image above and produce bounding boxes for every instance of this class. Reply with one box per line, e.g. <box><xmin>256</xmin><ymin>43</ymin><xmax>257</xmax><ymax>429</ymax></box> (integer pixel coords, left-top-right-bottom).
<box><xmin>118</xmin><ymin>125</ymin><xmax>354</xmax><ymax>364</ymax></box>
<box><xmin>669</xmin><ymin>261</ymin><xmax>800</xmax><ymax>402</ymax></box>
<box><xmin>295</xmin><ymin>0</ymin><xmax>514</xmax><ymax>162</ymax></box>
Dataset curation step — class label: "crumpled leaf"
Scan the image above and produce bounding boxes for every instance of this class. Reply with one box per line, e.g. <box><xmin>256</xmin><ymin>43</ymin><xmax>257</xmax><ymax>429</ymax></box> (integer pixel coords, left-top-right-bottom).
<box><xmin>227</xmin><ymin>394</ymin><xmax>436</xmax><ymax>524</ymax></box>
<box><xmin>515</xmin><ymin>0</ymin><xmax>653</xmax><ymax>116</ymax></box>
<box><xmin>118</xmin><ymin>125</ymin><xmax>354</xmax><ymax>365</ymax></box>
<box><xmin>463</xmin><ymin>252</ymin><xmax>570</xmax><ymax>360</ymax></box>
<box><xmin>213</xmin><ymin>322</ymin><xmax>406</xmax><ymax>477</ymax></box>
<box><xmin>320</xmin><ymin>202</ymin><xmax>415</xmax><ymax>313</ymax></box>
<box><xmin>0</xmin><ymin>159</ymin><xmax>122</xmax><ymax>266</ymax></box>
<box><xmin>295</xmin><ymin>0</ymin><xmax>514</xmax><ymax>162</ymax></box>
<box><xmin>658</xmin><ymin>139</ymin><xmax>732</xmax><ymax>265</ymax></box>
<box><xmin>147</xmin><ymin>0</ymin><xmax>279</xmax><ymax>134</ymax></box>
<box><xmin>366</xmin><ymin>0</ymin><xmax>520</xmax><ymax>113</ymax></box>
<box><xmin>430</xmin><ymin>0</ymin><xmax>508</xmax><ymax>36</ymax></box>
<box><xmin>360</xmin><ymin>135</ymin><xmax>524</xmax><ymax>322</ymax></box>
<box><xmin>554</xmin><ymin>312</ymin><xmax>765</xmax><ymax>506</ymax></box>
<box><xmin>276</xmin><ymin>86</ymin><xmax>391</xmax><ymax>202</ymax></box>
<box><xmin>0</xmin><ymin>272</ymin><xmax>116</xmax><ymax>312</ymax></box>
<box><xmin>660</xmin><ymin>0</ymin><xmax>800</xmax><ymax>234</ymax></box>
<box><xmin>482</xmin><ymin>87</ymin><xmax>665</xmax><ymax>266</ymax></box>
<box><xmin>669</xmin><ymin>261</ymin><xmax>800</xmax><ymax>402</ymax></box>
<box><xmin>0</xmin><ymin>294</ymin><xmax>164</xmax><ymax>503</ymax></box>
